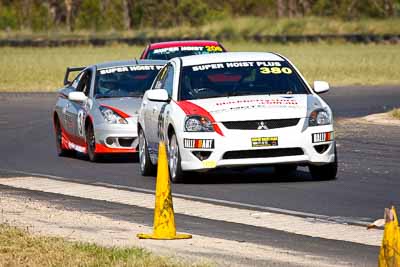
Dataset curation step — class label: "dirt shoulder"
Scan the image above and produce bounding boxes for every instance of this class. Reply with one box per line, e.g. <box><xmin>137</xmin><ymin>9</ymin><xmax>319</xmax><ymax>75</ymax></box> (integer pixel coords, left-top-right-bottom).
<box><xmin>0</xmin><ymin>188</ymin><xmax>353</xmax><ymax>267</ymax></box>
<box><xmin>339</xmin><ymin>112</ymin><xmax>400</xmax><ymax>126</ymax></box>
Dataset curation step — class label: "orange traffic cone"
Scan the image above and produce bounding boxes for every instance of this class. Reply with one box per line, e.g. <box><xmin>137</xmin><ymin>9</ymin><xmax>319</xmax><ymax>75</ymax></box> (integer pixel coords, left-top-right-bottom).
<box><xmin>137</xmin><ymin>142</ymin><xmax>192</xmax><ymax>240</ymax></box>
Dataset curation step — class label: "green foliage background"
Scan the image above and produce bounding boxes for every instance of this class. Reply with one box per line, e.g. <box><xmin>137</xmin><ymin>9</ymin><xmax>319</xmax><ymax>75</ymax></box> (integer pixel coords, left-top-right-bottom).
<box><xmin>1</xmin><ymin>0</ymin><xmax>400</xmax><ymax>32</ymax></box>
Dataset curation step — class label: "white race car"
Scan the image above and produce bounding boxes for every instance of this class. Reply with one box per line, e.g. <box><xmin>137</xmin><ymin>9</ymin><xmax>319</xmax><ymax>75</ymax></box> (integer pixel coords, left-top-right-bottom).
<box><xmin>138</xmin><ymin>52</ymin><xmax>337</xmax><ymax>182</ymax></box>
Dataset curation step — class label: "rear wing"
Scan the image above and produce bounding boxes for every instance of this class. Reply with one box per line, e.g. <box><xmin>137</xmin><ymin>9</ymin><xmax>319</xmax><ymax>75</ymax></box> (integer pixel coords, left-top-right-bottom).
<box><xmin>64</xmin><ymin>66</ymin><xmax>85</xmax><ymax>85</ymax></box>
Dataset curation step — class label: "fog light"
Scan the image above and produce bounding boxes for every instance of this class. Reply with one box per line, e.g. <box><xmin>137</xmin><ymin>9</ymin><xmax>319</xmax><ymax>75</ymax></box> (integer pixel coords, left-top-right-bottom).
<box><xmin>314</xmin><ymin>144</ymin><xmax>330</xmax><ymax>154</ymax></box>
<box><xmin>106</xmin><ymin>137</ymin><xmax>115</xmax><ymax>145</ymax></box>
<box><xmin>192</xmin><ymin>151</ymin><xmax>212</xmax><ymax>161</ymax></box>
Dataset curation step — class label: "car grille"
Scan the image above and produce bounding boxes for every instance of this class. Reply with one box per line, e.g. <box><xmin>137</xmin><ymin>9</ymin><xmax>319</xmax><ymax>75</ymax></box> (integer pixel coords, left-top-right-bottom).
<box><xmin>222</xmin><ymin>118</ymin><xmax>300</xmax><ymax>130</ymax></box>
<box><xmin>222</xmin><ymin>148</ymin><xmax>304</xmax><ymax>160</ymax></box>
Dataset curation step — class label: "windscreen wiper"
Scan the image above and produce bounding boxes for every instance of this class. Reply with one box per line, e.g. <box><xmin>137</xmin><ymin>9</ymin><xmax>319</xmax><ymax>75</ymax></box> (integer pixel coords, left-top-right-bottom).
<box><xmin>266</xmin><ymin>90</ymin><xmax>294</xmax><ymax>95</ymax></box>
<box><xmin>95</xmin><ymin>95</ymin><xmax>116</xmax><ymax>99</ymax></box>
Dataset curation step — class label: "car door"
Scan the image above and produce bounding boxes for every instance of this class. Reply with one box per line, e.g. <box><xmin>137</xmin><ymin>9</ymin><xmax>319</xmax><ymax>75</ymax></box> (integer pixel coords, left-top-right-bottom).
<box><xmin>62</xmin><ymin>72</ymin><xmax>83</xmax><ymax>136</ymax></box>
<box><xmin>65</xmin><ymin>69</ymin><xmax>92</xmax><ymax>141</ymax></box>
<box><xmin>146</xmin><ymin>64</ymin><xmax>174</xmax><ymax>153</ymax></box>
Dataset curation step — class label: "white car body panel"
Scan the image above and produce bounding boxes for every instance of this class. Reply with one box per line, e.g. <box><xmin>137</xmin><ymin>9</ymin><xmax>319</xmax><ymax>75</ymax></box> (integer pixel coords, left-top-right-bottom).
<box><xmin>138</xmin><ymin>52</ymin><xmax>335</xmax><ymax>172</ymax></box>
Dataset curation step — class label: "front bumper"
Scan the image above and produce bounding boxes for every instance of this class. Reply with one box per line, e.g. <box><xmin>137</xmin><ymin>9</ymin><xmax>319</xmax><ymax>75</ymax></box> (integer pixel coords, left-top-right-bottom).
<box><xmin>177</xmin><ymin>119</ymin><xmax>335</xmax><ymax>171</ymax></box>
<box><xmin>94</xmin><ymin>118</ymin><xmax>138</xmax><ymax>153</ymax></box>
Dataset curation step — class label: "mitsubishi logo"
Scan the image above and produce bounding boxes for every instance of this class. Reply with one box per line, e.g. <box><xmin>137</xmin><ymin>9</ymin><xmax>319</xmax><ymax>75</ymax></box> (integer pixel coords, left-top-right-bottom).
<box><xmin>257</xmin><ymin>121</ymin><xmax>268</xmax><ymax>130</ymax></box>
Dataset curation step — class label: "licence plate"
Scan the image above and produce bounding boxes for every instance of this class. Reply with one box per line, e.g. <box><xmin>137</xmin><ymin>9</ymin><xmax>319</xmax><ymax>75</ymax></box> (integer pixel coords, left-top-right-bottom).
<box><xmin>251</xmin><ymin>136</ymin><xmax>278</xmax><ymax>147</ymax></box>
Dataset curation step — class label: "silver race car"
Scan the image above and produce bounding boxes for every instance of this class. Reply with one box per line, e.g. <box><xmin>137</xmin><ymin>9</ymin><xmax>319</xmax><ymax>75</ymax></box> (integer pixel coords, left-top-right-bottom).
<box><xmin>53</xmin><ymin>59</ymin><xmax>166</xmax><ymax>161</ymax></box>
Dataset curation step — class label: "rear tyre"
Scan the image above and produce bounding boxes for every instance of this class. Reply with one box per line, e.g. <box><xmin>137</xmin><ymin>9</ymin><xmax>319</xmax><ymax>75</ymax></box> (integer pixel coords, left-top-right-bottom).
<box><xmin>86</xmin><ymin>123</ymin><xmax>99</xmax><ymax>162</ymax></box>
<box><xmin>54</xmin><ymin>118</ymin><xmax>74</xmax><ymax>157</ymax></box>
<box><xmin>274</xmin><ymin>164</ymin><xmax>297</xmax><ymax>176</ymax></box>
<box><xmin>309</xmin><ymin>145</ymin><xmax>338</xmax><ymax>180</ymax></box>
<box><xmin>138</xmin><ymin>129</ymin><xmax>156</xmax><ymax>176</ymax></box>
<box><xmin>168</xmin><ymin>133</ymin><xmax>185</xmax><ymax>183</ymax></box>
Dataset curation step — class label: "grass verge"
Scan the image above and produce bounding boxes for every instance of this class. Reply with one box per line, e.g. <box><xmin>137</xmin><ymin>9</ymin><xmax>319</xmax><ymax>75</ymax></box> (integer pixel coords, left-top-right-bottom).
<box><xmin>2</xmin><ymin>16</ymin><xmax>400</xmax><ymax>40</ymax></box>
<box><xmin>390</xmin><ymin>108</ymin><xmax>400</xmax><ymax>119</ymax></box>
<box><xmin>1</xmin><ymin>42</ymin><xmax>399</xmax><ymax>92</ymax></box>
<box><xmin>0</xmin><ymin>224</ymin><xmax>203</xmax><ymax>267</ymax></box>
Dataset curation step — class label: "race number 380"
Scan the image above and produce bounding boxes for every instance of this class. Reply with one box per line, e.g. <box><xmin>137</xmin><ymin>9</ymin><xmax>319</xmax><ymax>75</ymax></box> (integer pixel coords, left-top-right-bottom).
<box><xmin>260</xmin><ymin>67</ymin><xmax>293</xmax><ymax>75</ymax></box>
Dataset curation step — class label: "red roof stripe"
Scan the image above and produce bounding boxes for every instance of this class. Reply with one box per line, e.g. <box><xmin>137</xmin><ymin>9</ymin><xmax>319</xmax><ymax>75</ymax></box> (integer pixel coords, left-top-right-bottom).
<box><xmin>150</xmin><ymin>40</ymin><xmax>221</xmax><ymax>49</ymax></box>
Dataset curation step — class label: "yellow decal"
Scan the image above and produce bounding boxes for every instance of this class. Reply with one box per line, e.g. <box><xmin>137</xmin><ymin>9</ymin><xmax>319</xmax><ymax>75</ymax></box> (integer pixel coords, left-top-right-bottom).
<box><xmin>251</xmin><ymin>136</ymin><xmax>279</xmax><ymax>147</ymax></box>
<box><xmin>260</xmin><ymin>67</ymin><xmax>293</xmax><ymax>75</ymax></box>
<box><xmin>205</xmin><ymin>45</ymin><xmax>223</xmax><ymax>52</ymax></box>
<box><xmin>202</xmin><ymin>160</ymin><xmax>217</xmax><ymax>168</ymax></box>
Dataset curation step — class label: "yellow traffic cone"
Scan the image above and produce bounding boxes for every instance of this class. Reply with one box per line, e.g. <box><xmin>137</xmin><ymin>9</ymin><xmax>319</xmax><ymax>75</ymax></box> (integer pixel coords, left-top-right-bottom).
<box><xmin>137</xmin><ymin>141</ymin><xmax>192</xmax><ymax>240</ymax></box>
<box><xmin>378</xmin><ymin>206</ymin><xmax>400</xmax><ymax>267</ymax></box>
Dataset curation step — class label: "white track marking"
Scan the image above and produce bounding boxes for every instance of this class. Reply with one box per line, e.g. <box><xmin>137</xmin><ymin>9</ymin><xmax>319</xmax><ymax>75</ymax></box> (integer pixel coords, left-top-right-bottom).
<box><xmin>0</xmin><ymin>176</ymin><xmax>382</xmax><ymax>246</ymax></box>
<box><xmin>0</xmin><ymin>168</ymin><xmax>374</xmax><ymax>226</ymax></box>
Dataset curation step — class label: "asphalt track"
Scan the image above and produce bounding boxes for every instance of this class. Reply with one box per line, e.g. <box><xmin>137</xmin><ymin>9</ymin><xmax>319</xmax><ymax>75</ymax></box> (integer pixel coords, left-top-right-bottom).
<box><xmin>0</xmin><ymin>86</ymin><xmax>399</xmax><ymax>265</ymax></box>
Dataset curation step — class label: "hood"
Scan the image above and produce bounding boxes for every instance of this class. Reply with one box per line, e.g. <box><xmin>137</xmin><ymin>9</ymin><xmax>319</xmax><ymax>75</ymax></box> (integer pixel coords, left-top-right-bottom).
<box><xmin>187</xmin><ymin>95</ymin><xmax>310</xmax><ymax>122</ymax></box>
<box><xmin>96</xmin><ymin>97</ymin><xmax>142</xmax><ymax>117</ymax></box>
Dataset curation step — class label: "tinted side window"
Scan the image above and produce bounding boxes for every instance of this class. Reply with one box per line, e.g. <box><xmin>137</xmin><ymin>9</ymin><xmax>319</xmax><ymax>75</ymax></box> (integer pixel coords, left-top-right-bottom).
<box><xmin>163</xmin><ymin>66</ymin><xmax>174</xmax><ymax>96</ymax></box>
<box><xmin>71</xmin><ymin>72</ymin><xmax>83</xmax><ymax>89</ymax></box>
<box><xmin>153</xmin><ymin>67</ymin><xmax>167</xmax><ymax>90</ymax></box>
<box><xmin>152</xmin><ymin>65</ymin><xmax>174</xmax><ymax>96</ymax></box>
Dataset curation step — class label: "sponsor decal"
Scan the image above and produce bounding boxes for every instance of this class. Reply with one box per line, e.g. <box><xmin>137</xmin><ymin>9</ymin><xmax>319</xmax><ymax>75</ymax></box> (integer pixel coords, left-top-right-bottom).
<box><xmin>202</xmin><ymin>160</ymin><xmax>217</xmax><ymax>168</ymax></box>
<box><xmin>251</xmin><ymin>136</ymin><xmax>278</xmax><ymax>147</ymax></box>
<box><xmin>67</xmin><ymin>141</ymin><xmax>86</xmax><ymax>153</ymax></box>
<box><xmin>99</xmin><ymin>65</ymin><xmax>163</xmax><ymax>75</ymax></box>
<box><xmin>192</xmin><ymin>63</ymin><xmax>224</xmax><ymax>72</ymax></box>
<box><xmin>60</xmin><ymin>126</ymin><xmax>87</xmax><ymax>153</ymax></box>
<box><xmin>184</xmin><ymin>139</ymin><xmax>214</xmax><ymax>149</ymax></box>
<box><xmin>216</xmin><ymin>98</ymin><xmax>298</xmax><ymax>106</ymax></box>
<box><xmin>191</xmin><ymin>61</ymin><xmax>288</xmax><ymax>72</ymax></box>
<box><xmin>153</xmin><ymin>47</ymin><xmax>180</xmax><ymax>54</ymax></box>
<box><xmin>77</xmin><ymin>109</ymin><xmax>86</xmax><ymax>137</ymax></box>
<box><xmin>153</xmin><ymin>46</ymin><xmax>223</xmax><ymax>55</ymax></box>
<box><xmin>64</xmin><ymin>113</ymin><xmax>74</xmax><ymax>130</ymax></box>
<box><xmin>157</xmin><ymin>103</ymin><xmax>168</xmax><ymax>141</ymax></box>
<box><xmin>312</xmin><ymin>131</ymin><xmax>334</xmax><ymax>143</ymax></box>
<box><xmin>95</xmin><ymin>143</ymin><xmax>136</xmax><ymax>153</ymax></box>
<box><xmin>181</xmin><ymin>46</ymin><xmax>204</xmax><ymax>51</ymax></box>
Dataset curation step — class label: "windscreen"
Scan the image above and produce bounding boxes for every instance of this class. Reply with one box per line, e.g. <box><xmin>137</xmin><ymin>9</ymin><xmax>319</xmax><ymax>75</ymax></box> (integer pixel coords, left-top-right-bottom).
<box><xmin>179</xmin><ymin>61</ymin><xmax>309</xmax><ymax>100</ymax></box>
<box><xmin>147</xmin><ymin>45</ymin><xmax>225</xmax><ymax>60</ymax></box>
<box><xmin>95</xmin><ymin>65</ymin><xmax>163</xmax><ymax>98</ymax></box>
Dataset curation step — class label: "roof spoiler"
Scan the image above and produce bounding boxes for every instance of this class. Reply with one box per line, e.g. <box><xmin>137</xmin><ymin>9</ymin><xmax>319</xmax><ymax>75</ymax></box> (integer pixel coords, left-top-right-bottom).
<box><xmin>64</xmin><ymin>66</ymin><xmax>85</xmax><ymax>85</ymax></box>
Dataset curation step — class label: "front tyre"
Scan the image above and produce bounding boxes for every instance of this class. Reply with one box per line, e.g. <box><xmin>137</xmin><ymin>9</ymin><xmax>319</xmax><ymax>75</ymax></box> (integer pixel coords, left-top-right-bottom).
<box><xmin>309</xmin><ymin>145</ymin><xmax>338</xmax><ymax>180</ymax></box>
<box><xmin>138</xmin><ymin>129</ymin><xmax>156</xmax><ymax>176</ymax></box>
<box><xmin>168</xmin><ymin>133</ymin><xmax>185</xmax><ymax>183</ymax></box>
<box><xmin>86</xmin><ymin>123</ymin><xmax>99</xmax><ymax>162</ymax></box>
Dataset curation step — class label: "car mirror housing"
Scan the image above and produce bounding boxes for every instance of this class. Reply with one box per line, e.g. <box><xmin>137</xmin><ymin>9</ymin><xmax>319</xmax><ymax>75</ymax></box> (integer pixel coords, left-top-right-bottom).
<box><xmin>68</xmin><ymin>91</ymin><xmax>88</xmax><ymax>102</ymax></box>
<box><xmin>313</xmin><ymin>81</ymin><xmax>330</xmax><ymax>94</ymax></box>
<box><xmin>147</xmin><ymin>89</ymin><xmax>169</xmax><ymax>102</ymax></box>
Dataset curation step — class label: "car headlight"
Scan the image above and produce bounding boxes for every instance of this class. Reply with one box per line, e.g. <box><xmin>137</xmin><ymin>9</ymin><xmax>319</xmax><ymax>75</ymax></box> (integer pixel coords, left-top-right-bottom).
<box><xmin>309</xmin><ymin>109</ymin><xmax>331</xmax><ymax>126</ymax></box>
<box><xmin>99</xmin><ymin>106</ymin><xmax>128</xmax><ymax>124</ymax></box>
<box><xmin>185</xmin><ymin>115</ymin><xmax>214</xmax><ymax>132</ymax></box>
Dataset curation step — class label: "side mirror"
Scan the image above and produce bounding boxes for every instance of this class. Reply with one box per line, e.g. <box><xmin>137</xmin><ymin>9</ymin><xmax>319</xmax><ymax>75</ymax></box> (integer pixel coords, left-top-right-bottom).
<box><xmin>313</xmin><ymin>81</ymin><xmax>330</xmax><ymax>94</ymax></box>
<box><xmin>68</xmin><ymin>91</ymin><xmax>88</xmax><ymax>102</ymax></box>
<box><xmin>147</xmin><ymin>89</ymin><xmax>169</xmax><ymax>102</ymax></box>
